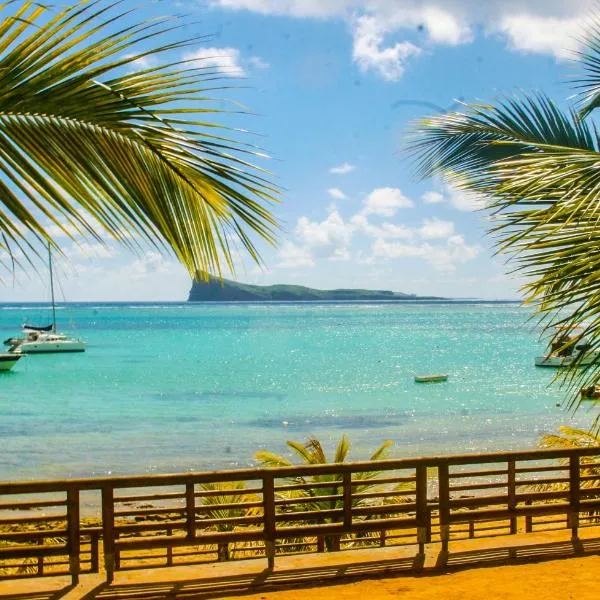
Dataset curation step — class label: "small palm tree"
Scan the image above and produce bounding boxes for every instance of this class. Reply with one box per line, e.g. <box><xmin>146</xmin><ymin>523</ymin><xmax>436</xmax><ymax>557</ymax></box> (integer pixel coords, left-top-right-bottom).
<box><xmin>407</xmin><ymin>16</ymin><xmax>600</xmax><ymax>419</ymax></box>
<box><xmin>197</xmin><ymin>481</ymin><xmax>260</xmax><ymax>561</ymax></box>
<box><xmin>0</xmin><ymin>0</ymin><xmax>277</xmax><ymax>277</ymax></box>
<box><xmin>541</xmin><ymin>426</ymin><xmax>600</xmax><ymax>490</ymax></box>
<box><xmin>256</xmin><ymin>435</ymin><xmax>393</xmax><ymax>551</ymax></box>
<box><xmin>532</xmin><ymin>427</ymin><xmax>600</xmax><ymax>523</ymax></box>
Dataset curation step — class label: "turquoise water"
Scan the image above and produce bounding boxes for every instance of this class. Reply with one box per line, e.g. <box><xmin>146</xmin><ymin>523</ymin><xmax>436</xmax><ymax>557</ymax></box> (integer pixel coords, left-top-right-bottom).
<box><xmin>0</xmin><ymin>302</ymin><xmax>593</xmax><ymax>482</ymax></box>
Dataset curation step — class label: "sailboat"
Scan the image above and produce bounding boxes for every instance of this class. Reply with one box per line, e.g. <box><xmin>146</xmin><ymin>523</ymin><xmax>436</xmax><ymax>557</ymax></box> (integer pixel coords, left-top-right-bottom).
<box><xmin>5</xmin><ymin>245</ymin><xmax>86</xmax><ymax>354</ymax></box>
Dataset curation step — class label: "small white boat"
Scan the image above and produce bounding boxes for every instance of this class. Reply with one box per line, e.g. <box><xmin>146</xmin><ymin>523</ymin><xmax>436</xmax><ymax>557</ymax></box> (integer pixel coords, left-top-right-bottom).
<box><xmin>534</xmin><ymin>352</ymin><xmax>600</xmax><ymax>368</ymax></box>
<box><xmin>535</xmin><ymin>326</ymin><xmax>599</xmax><ymax>368</ymax></box>
<box><xmin>415</xmin><ymin>374</ymin><xmax>448</xmax><ymax>383</ymax></box>
<box><xmin>0</xmin><ymin>352</ymin><xmax>23</xmax><ymax>372</ymax></box>
<box><xmin>4</xmin><ymin>245</ymin><xmax>86</xmax><ymax>355</ymax></box>
<box><xmin>12</xmin><ymin>330</ymin><xmax>85</xmax><ymax>354</ymax></box>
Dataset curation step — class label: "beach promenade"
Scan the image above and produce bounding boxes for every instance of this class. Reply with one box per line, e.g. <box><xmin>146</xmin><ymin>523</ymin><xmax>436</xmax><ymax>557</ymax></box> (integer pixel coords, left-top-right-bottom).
<box><xmin>2</xmin><ymin>525</ymin><xmax>599</xmax><ymax>599</ymax></box>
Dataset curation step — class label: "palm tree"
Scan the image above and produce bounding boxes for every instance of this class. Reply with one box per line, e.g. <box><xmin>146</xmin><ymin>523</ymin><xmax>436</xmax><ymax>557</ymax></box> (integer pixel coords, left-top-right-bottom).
<box><xmin>538</xmin><ymin>427</ymin><xmax>600</xmax><ymax>521</ymax></box>
<box><xmin>256</xmin><ymin>435</ymin><xmax>393</xmax><ymax>551</ymax></box>
<box><xmin>408</xmin><ymin>18</ymin><xmax>600</xmax><ymax>418</ymax></box>
<box><xmin>197</xmin><ymin>481</ymin><xmax>260</xmax><ymax>561</ymax></box>
<box><xmin>0</xmin><ymin>0</ymin><xmax>277</xmax><ymax>278</ymax></box>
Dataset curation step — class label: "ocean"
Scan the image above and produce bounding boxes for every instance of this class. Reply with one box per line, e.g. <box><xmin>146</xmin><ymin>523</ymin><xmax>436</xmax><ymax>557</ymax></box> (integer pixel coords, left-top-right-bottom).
<box><xmin>0</xmin><ymin>302</ymin><xmax>592</xmax><ymax>482</ymax></box>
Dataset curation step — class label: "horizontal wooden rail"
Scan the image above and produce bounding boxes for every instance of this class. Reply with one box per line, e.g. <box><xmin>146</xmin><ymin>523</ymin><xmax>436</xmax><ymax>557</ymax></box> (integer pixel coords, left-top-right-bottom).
<box><xmin>0</xmin><ymin>446</ymin><xmax>598</xmax><ymax>582</ymax></box>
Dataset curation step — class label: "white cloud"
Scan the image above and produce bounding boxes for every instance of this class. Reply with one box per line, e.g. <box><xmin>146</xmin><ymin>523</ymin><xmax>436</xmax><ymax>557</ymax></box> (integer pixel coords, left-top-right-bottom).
<box><xmin>45</xmin><ymin>222</ymin><xmax>81</xmax><ymax>238</ymax></box>
<box><xmin>183</xmin><ymin>47</ymin><xmax>246</xmax><ymax>77</ymax></box>
<box><xmin>63</xmin><ymin>243</ymin><xmax>118</xmax><ymax>260</ymax></box>
<box><xmin>209</xmin><ymin>0</ymin><xmax>353</xmax><ymax>18</ymax></box>
<box><xmin>277</xmin><ymin>209</ymin><xmax>355</xmax><ymax>268</ymax></box>
<box><xmin>328</xmin><ymin>187</ymin><xmax>347</xmax><ymax>200</ymax></box>
<box><xmin>210</xmin><ymin>0</ymin><xmax>595</xmax><ymax>80</ymax></box>
<box><xmin>116</xmin><ymin>251</ymin><xmax>172</xmax><ymax>280</ymax></box>
<box><xmin>498</xmin><ymin>14</ymin><xmax>584</xmax><ymax>59</ymax></box>
<box><xmin>371</xmin><ymin>233</ymin><xmax>479</xmax><ymax>272</ymax></box>
<box><xmin>421</xmin><ymin>6</ymin><xmax>472</xmax><ymax>46</ymax></box>
<box><xmin>329</xmin><ymin>162</ymin><xmax>356</xmax><ymax>175</ymax></box>
<box><xmin>350</xmin><ymin>214</ymin><xmax>414</xmax><ymax>240</ymax></box>
<box><xmin>277</xmin><ymin>242</ymin><xmax>315</xmax><ymax>268</ymax></box>
<box><xmin>418</xmin><ymin>217</ymin><xmax>455</xmax><ymax>240</ymax></box>
<box><xmin>362</xmin><ymin>187</ymin><xmax>414</xmax><ymax>216</ymax></box>
<box><xmin>125</xmin><ymin>54</ymin><xmax>159</xmax><ymax>72</ymax></box>
<box><xmin>420</xmin><ymin>184</ymin><xmax>487</xmax><ymax>211</ymax></box>
<box><xmin>445</xmin><ymin>183</ymin><xmax>486</xmax><ymax>212</ymax></box>
<box><xmin>352</xmin><ymin>15</ymin><xmax>422</xmax><ymax>81</ymax></box>
<box><xmin>421</xmin><ymin>191</ymin><xmax>445</xmax><ymax>205</ymax></box>
<box><xmin>295</xmin><ymin>210</ymin><xmax>353</xmax><ymax>255</ymax></box>
<box><xmin>249</xmin><ymin>55</ymin><xmax>270</xmax><ymax>69</ymax></box>
<box><xmin>425</xmin><ymin>234</ymin><xmax>480</xmax><ymax>271</ymax></box>
<box><xmin>372</xmin><ymin>238</ymin><xmax>425</xmax><ymax>259</ymax></box>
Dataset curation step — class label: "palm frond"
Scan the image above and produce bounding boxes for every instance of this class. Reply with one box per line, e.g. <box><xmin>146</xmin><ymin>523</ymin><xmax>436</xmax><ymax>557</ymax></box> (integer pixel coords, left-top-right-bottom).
<box><xmin>408</xmin><ymin>94</ymin><xmax>596</xmax><ymax>184</ymax></box>
<box><xmin>333</xmin><ymin>435</ymin><xmax>350</xmax><ymax>463</ymax></box>
<box><xmin>254</xmin><ymin>450</ymin><xmax>292</xmax><ymax>469</ymax></box>
<box><xmin>574</xmin><ymin>16</ymin><xmax>600</xmax><ymax>118</ymax></box>
<box><xmin>409</xmin><ymin>93</ymin><xmax>600</xmax><ymax>417</ymax></box>
<box><xmin>288</xmin><ymin>438</ymin><xmax>326</xmax><ymax>465</ymax></box>
<box><xmin>0</xmin><ymin>0</ymin><xmax>278</xmax><ymax>275</ymax></box>
<box><xmin>369</xmin><ymin>439</ymin><xmax>393</xmax><ymax>462</ymax></box>
<box><xmin>198</xmin><ymin>481</ymin><xmax>258</xmax><ymax>532</ymax></box>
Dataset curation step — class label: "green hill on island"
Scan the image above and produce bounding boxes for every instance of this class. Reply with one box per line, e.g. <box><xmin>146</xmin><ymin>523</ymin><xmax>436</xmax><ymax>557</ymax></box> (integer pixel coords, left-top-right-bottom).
<box><xmin>188</xmin><ymin>276</ymin><xmax>444</xmax><ymax>302</ymax></box>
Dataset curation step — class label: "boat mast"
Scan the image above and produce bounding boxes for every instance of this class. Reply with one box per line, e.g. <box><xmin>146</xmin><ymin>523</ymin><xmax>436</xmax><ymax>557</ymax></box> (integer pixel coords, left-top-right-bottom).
<box><xmin>48</xmin><ymin>243</ymin><xmax>56</xmax><ymax>333</ymax></box>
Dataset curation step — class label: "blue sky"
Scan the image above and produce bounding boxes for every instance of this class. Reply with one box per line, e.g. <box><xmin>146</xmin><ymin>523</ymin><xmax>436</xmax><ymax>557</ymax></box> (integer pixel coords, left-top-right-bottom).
<box><xmin>0</xmin><ymin>0</ymin><xmax>594</xmax><ymax>301</ymax></box>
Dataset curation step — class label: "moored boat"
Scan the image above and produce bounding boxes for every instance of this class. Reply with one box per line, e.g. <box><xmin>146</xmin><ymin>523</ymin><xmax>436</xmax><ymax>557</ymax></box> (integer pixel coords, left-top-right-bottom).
<box><xmin>0</xmin><ymin>352</ymin><xmax>23</xmax><ymax>372</ymax></box>
<box><xmin>10</xmin><ymin>330</ymin><xmax>86</xmax><ymax>354</ymax></box>
<box><xmin>581</xmin><ymin>385</ymin><xmax>600</xmax><ymax>400</ymax></box>
<box><xmin>535</xmin><ymin>326</ymin><xmax>599</xmax><ymax>368</ymax></box>
<box><xmin>4</xmin><ymin>245</ymin><xmax>86</xmax><ymax>354</ymax></box>
<box><xmin>415</xmin><ymin>374</ymin><xmax>448</xmax><ymax>383</ymax></box>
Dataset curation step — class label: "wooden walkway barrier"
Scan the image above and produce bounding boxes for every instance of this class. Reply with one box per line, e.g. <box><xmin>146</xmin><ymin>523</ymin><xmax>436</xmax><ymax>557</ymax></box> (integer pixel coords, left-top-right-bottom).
<box><xmin>0</xmin><ymin>446</ymin><xmax>598</xmax><ymax>583</ymax></box>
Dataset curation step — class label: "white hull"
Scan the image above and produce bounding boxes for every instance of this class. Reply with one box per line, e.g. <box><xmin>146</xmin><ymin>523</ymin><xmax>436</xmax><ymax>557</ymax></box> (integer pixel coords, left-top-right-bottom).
<box><xmin>0</xmin><ymin>353</ymin><xmax>22</xmax><ymax>371</ymax></box>
<box><xmin>535</xmin><ymin>352</ymin><xmax>600</xmax><ymax>367</ymax></box>
<box><xmin>18</xmin><ymin>339</ymin><xmax>86</xmax><ymax>354</ymax></box>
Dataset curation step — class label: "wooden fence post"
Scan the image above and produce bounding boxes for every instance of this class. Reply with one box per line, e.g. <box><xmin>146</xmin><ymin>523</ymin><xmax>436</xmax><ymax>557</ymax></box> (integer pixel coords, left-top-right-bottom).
<box><xmin>90</xmin><ymin>531</ymin><xmax>99</xmax><ymax>573</ymax></box>
<box><xmin>507</xmin><ymin>459</ymin><xmax>517</xmax><ymax>535</ymax></box>
<box><xmin>438</xmin><ymin>464</ymin><xmax>450</xmax><ymax>553</ymax></box>
<box><xmin>263</xmin><ymin>475</ymin><xmax>276</xmax><ymax>570</ymax></box>
<box><xmin>343</xmin><ymin>471</ymin><xmax>352</xmax><ymax>530</ymax></box>
<box><xmin>415</xmin><ymin>465</ymin><xmax>428</xmax><ymax>555</ymax></box>
<box><xmin>101</xmin><ymin>486</ymin><xmax>115</xmax><ymax>584</ymax></box>
<box><xmin>166</xmin><ymin>527</ymin><xmax>173</xmax><ymax>566</ymax></box>
<box><xmin>186</xmin><ymin>482</ymin><xmax>196</xmax><ymax>540</ymax></box>
<box><xmin>37</xmin><ymin>538</ymin><xmax>43</xmax><ymax>576</ymax></box>
<box><xmin>66</xmin><ymin>488</ymin><xmax>80</xmax><ymax>586</ymax></box>
<box><xmin>525</xmin><ymin>500</ymin><xmax>533</xmax><ymax>533</ymax></box>
<box><xmin>569</xmin><ymin>455</ymin><xmax>581</xmax><ymax>541</ymax></box>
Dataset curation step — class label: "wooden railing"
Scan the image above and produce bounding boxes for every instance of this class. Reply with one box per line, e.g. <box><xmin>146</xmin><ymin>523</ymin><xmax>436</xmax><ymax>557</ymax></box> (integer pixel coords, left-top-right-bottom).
<box><xmin>0</xmin><ymin>447</ymin><xmax>599</xmax><ymax>584</ymax></box>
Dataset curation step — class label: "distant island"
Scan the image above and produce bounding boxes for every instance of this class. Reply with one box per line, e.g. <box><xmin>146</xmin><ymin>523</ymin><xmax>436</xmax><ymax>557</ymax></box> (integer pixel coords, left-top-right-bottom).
<box><xmin>188</xmin><ymin>276</ymin><xmax>445</xmax><ymax>302</ymax></box>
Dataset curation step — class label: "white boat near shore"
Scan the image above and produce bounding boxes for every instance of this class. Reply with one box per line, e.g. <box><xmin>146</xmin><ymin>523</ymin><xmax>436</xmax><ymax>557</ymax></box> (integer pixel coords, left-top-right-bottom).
<box><xmin>4</xmin><ymin>245</ymin><xmax>86</xmax><ymax>354</ymax></box>
<box><xmin>10</xmin><ymin>330</ymin><xmax>86</xmax><ymax>354</ymax></box>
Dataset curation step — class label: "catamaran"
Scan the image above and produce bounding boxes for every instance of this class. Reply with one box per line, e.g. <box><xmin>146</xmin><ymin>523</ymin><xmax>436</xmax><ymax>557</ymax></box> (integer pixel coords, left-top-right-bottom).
<box><xmin>4</xmin><ymin>245</ymin><xmax>86</xmax><ymax>354</ymax></box>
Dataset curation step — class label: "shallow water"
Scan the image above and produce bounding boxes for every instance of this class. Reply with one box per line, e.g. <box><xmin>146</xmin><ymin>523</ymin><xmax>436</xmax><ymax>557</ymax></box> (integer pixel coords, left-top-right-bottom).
<box><xmin>0</xmin><ymin>302</ymin><xmax>592</xmax><ymax>482</ymax></box>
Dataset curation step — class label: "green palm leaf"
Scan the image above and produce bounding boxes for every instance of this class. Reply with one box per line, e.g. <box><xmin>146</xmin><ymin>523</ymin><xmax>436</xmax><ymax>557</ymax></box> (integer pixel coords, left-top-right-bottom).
<box><xmin>0</xmin><ymin>0</ymin><xmax>278</xmax><ymax>274</ymax></box>
<box><xmin>408</xmin><ymin>86</ymin><xmax>600</xmax><ymax>418</ymax></box>
<box><xmin>408</xmin><ymin>94</ymin><xmax>597</xmax><ymax>184</ymax></box>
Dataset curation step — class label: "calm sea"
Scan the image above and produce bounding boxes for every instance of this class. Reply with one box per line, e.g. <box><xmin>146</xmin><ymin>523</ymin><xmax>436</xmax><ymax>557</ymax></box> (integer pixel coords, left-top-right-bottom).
<box><xmin>0</xmin><ymin>302</ymin><xmax>593</xmax><ymax>482</ymax></box>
